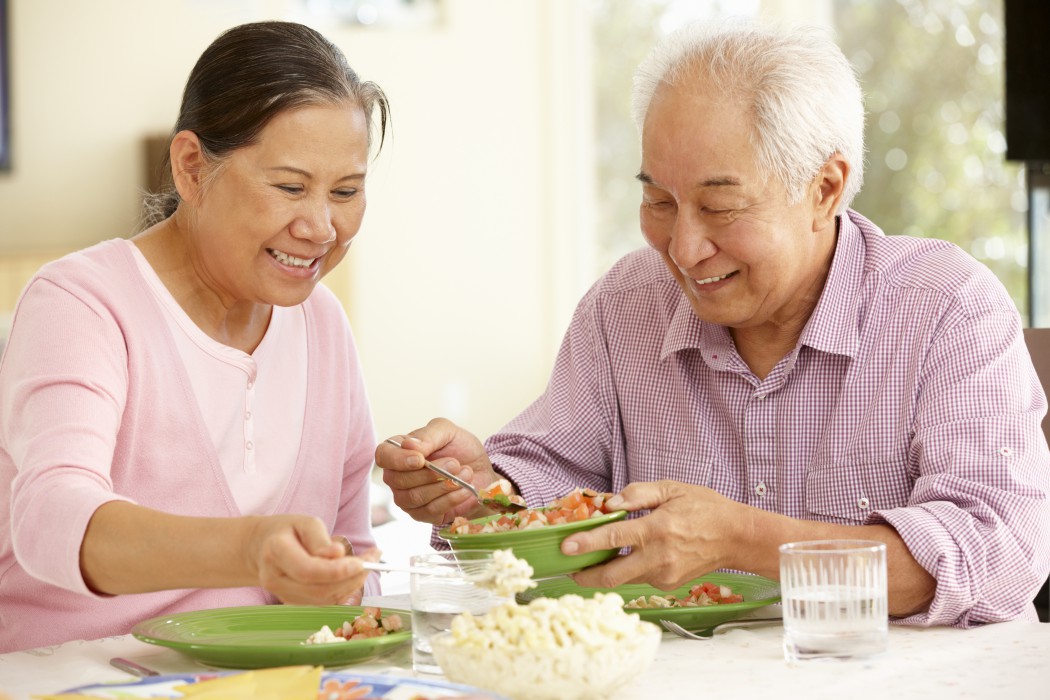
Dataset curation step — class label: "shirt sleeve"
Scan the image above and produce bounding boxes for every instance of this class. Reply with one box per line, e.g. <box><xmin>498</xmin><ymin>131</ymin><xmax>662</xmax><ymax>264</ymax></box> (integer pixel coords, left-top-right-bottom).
<box><xmin>483</xmin><ymin>288</ymin><xmax>623</xmax><ymax>506</ymax></box>
<box><xmin>2</xmin><ymin>278</ymin><xmax>133</xmax><ymax>596</ymax></box>
<box><xmin>869</xmin><ymin>308</ymin><xmax>1050</xmax><ymax>627</ymax></box>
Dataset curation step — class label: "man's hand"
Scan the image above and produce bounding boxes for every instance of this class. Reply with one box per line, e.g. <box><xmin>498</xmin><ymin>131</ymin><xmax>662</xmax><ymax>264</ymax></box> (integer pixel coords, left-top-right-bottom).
<box><xmin>374</xmin><ymin>417</ymin><xmax>508</xmax><ymax>525</ymax></box>
<box><xmin>561</xmin><ymin>480</ymin><xmax>751</xmax><ymax>590</ymax></box>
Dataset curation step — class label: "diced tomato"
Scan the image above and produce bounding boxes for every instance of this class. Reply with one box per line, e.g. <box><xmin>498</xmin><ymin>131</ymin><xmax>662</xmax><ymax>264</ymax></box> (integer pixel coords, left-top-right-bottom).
<box><xmin>559</xmin><ymin>491</ymin><xmax>583</xmax><ymax>509</ymax></box>
<box><xmin>331</xmin><ymin>610</ymin><xmax>401</xmax><ymax>640</ymax></box>
<box><xmin>380</xmin><ymin>613</ymin><xmax>404</xmax><ymax>632</ymax></box>
<box><xmin>352</xmin><ymin>615</ymin><xmax>379</xmax><ymax>632</ymax></box>
<box><xmin>445</xmin><ymin>487</ymin><xmax>616</xmax><ymax>534</ymax></box>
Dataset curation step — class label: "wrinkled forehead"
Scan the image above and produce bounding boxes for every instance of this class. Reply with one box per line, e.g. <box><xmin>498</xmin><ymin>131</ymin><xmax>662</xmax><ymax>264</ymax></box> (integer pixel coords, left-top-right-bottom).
<box><xmin>642</xmin><ymin>78</ymin><xmax>752</xmax><ymax>148</ymax></box>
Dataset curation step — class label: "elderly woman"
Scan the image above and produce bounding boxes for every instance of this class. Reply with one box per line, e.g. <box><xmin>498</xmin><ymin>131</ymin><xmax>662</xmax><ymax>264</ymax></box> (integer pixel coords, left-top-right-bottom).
<box><xmin>0</xmin><ymin>21</ymin><xmax>389</xmax><ymax>652</ymax></box>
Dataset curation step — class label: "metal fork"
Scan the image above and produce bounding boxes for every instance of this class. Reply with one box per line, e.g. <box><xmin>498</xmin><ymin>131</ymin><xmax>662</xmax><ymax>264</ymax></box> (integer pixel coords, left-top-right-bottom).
<box><xmin>659</xmin><ymin>617</ymin><xmax>783</xmax><ymax>640</ymax></box>
<box><xmin>383</xmin><ymin>438</ymin><xmax>526</xmax><ymax>514</ymax></box>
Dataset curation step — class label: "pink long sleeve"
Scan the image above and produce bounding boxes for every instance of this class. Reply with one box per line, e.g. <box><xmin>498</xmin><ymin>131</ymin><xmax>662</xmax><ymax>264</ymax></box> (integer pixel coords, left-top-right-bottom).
<box><xmin>0</xmin><ymin>240</ymin><xmax>379</xmax><ymax>651</ymax></box>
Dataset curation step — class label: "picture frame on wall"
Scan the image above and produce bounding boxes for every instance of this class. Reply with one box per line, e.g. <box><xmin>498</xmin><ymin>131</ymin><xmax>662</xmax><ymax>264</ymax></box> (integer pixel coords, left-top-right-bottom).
<box><xmin>0</xmin><ymin>0</ymin><xmax>9</xmax><ymax>172</ymax></box>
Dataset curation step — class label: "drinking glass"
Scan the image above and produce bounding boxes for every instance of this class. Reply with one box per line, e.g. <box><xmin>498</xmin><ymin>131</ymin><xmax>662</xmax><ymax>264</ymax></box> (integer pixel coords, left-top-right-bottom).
<box><xmin>409</xmin><ymin>550</ymin><xmax>508</xmax><ymax>674</ymax></box>
<box><xmin>778</xmin><ymin>539</ymin><xmax>888</xmax><ymax>663</ymax></box>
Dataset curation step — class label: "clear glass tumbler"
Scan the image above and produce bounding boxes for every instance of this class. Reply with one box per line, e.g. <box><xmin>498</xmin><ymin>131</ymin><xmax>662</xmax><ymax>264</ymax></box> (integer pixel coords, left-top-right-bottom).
<box><xmin>409</xmin><ymin>550</ymin><xmax>508</xmax><ymax>674</ymax></box>
<box><xmin>779</xmin><ymin>539</ymin><xmax>888</xmax><ymax>663</ymax></box>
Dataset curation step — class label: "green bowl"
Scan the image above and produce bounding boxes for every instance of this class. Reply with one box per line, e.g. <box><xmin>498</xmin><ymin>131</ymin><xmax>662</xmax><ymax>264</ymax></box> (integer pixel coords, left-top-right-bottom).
<box><xmin>517</xmin><ymin>572</ymin><xmax>781</xmax><ymax>630</ymax></box>
<box><xmin>438</xmin><ymin>510</ymin><xmax>628</xmax><ymax>578</ymax></box>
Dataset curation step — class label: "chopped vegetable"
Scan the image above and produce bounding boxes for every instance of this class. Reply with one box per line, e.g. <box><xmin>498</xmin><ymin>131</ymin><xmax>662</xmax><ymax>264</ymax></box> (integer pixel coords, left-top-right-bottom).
<box><xmin>449</xmin><ymin>487</ymin><xmax>614</xmax><ymax>534</ymax></box>
<box><xmin>303</xmin><ymin>608</ymin><xmax>403</xmax><ymax>644</ymax></box>
<box><xmin>625</xmin><ymin>581</ymin><xmax>744</xmax><ymax>608</ymax></box>
<box><xmin>478</xmin><ymin>478</ymin><xmax>526</xmax><ymax>507</ymax></box>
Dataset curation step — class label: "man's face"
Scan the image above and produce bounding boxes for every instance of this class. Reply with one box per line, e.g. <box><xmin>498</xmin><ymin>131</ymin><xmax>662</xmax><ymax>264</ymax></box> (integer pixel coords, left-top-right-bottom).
<box><xmin>638</xmin><ymin>82</ymin><xmax>836</xmax><ymax>333</ymax></box>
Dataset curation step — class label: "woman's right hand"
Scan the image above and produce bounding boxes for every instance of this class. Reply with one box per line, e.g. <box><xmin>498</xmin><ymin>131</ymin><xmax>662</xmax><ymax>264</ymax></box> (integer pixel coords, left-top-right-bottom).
<box><xmin>374</xmin><ymin>417</ymin><xmax>500</xmax><ymax>525</ymax></box>
<box><xmin>245</xmin><ymin>514</ymin><xmax>379</xmax><ymax>606</ymax></box>
<box><xmin>81</xmin><ymin>502</ymin><xmax>378</xmax><ymax>603</ymax></box>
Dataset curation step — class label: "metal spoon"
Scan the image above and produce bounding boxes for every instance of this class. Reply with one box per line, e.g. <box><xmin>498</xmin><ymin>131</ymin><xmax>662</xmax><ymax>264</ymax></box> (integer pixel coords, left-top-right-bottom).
<box><xmin>383</xmin><ymin>438</ymin><xmax>527</xmax><ymax>514</ymax></box>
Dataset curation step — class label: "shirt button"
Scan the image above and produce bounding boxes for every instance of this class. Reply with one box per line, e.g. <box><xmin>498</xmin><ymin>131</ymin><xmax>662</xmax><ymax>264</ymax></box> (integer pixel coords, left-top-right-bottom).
<box><xmin>998</xmin><ymin>447</ymin><xmax>1012</xmax><ymax>457</ymax></box>
<box><xmin>246</xmin><ymin>441</ymin><xmax>254</xmax><ymax>451</ymax></box>
<box><xmin>755</xmin><ymin>394</ymin><xmax>766</xmax><ymax>401</ymax></box>
<box><xmin>857</xmin><ymin>496</ymin><xmax>870</xmax><ymax>509</ymax></box>
<box><xmin>245</xmin><ymin>411</ymin><xmax>252</xmax><ymax>420</ymax></box>
<box><xmin>247</xmin><ymin>381</ymin><xmax>254</xmax><ymax>390</ymax></box>
<box><xmin>755</xmin><ymin>482</ymin><xmax>767</xmax><ymax>497</ymax></box>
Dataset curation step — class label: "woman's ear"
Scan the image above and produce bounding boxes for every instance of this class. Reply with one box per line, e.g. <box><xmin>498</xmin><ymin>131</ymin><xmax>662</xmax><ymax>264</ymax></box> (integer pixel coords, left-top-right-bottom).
<box><xmin>169</xmin><ymin>130</ymin><xmax>206</xmax><ymax>204</ymax></box>
<box><xmin>812</xmin><ymin>153</ymin><xmax>849</xmax><ymax>231</ymax></box>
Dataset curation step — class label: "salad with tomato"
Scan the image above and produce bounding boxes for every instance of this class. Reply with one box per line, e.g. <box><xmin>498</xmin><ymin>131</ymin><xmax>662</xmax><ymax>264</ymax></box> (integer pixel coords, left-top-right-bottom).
<box><xmin>448</xmin><ymin>487</ymin><xmax>615</xmax><ymax>535</ymax></box>
<box><xmin>303</xmin><ymin>607</ymin><xmax>403</xmax><ymax>644</ymax></box>
<box><xmin>625</xmin><ymin>581</ymin><xmax>744</xmax><ymax>608</ymax></box>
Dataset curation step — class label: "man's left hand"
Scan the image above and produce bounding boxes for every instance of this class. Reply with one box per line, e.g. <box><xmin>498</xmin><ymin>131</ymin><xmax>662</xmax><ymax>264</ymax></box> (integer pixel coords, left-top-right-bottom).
<box><xmin>561</xmin><ymin>480</ymin><xmax>751</xmax><ymax>590</ymax></box>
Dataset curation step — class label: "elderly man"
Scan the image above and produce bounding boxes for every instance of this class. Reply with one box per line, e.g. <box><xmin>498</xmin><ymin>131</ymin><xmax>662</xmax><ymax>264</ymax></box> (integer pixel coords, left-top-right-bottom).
<box><xmin>375</xmin><ymin>21</ymin><xmax>1050</xmax><ymax>627</ymax></box>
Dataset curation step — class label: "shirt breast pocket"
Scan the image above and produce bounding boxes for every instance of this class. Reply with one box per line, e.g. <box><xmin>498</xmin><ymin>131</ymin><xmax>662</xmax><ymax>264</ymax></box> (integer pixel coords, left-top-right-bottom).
<box><xmin>624</xmin><ymin>446</ymin><xmax>718</xmax><ymax>491</ymax></box>
<box><xmin>804</xmin><ymin>461</ymin><xmax>913</xmax><ymax>524</ymax></box>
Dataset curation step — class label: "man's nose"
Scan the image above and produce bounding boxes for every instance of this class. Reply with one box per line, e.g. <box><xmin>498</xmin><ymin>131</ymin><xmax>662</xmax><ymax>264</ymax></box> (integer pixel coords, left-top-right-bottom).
<box><xmin>668</xmin><ymin>212</ymin><xmax>717</xmax><ymax>268</ymax></box>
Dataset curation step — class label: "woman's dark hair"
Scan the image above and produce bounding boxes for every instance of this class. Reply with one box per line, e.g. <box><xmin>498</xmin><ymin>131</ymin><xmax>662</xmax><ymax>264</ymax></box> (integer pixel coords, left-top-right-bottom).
<box><xmin>142</xmin><ymin>21</ymin><xmax>390</xmax><ymax>226</ymax></box>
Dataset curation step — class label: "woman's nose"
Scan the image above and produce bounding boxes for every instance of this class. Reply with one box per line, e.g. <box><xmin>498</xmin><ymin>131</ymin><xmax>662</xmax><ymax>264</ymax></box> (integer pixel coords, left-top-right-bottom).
<box><xmin>291</xmin><ymin>201</ymin><xmax>337</xmax><ymax>244</ymax></box>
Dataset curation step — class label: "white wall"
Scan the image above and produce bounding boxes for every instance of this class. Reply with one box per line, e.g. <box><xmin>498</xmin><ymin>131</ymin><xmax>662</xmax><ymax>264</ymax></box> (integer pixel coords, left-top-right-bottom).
<box><xmin>0</xmin><ymin>0</ymin><xmax>595</xmax><ymax>442</ymax></box>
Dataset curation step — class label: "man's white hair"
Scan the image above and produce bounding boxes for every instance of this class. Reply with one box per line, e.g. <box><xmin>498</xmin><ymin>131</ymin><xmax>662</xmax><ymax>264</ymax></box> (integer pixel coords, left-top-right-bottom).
<box><xmin>632</xmin><ymin>20</ymin><xmax>866</xmax><ymax>212</ymax></box>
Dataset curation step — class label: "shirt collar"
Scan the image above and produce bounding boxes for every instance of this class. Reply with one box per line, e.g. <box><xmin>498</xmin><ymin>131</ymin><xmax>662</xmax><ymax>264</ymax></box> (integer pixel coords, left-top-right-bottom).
<box><xmin>659</xmin><ymin>287</ymin><xmax>736</xmax><ymax>365</ymax></box>
<box><xmin>797</xmin><ymin>210</ymin><xmax>869</xmax><ymax>359</ymax></box>
<box><xmin>658</xmin><ymin>209</ymin><xmax>871</xmax><ymax>363</ymax></box>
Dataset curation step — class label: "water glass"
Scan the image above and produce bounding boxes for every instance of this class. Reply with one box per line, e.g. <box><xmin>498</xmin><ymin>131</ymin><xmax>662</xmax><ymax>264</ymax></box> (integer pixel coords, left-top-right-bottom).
<box><xmin>779</xmin><ymin>539</ymin><xmax>888</xmax><ymax>663</ymax></box>
<box><xmin>410</xmin><ymin>550</ymin><xmax>507</xmax><ymax>674</ymax></box>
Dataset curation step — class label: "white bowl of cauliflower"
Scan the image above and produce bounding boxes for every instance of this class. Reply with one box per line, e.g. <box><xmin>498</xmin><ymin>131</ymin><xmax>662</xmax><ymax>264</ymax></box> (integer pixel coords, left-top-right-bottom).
<box><xmin>430</xmin><ymin>592</ymin><xmax>660</xmax><ymax>700</ymax></box>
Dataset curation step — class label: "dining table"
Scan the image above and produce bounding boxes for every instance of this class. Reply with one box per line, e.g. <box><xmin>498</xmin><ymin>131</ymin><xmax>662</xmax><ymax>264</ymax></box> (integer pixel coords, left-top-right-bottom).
<box><xmin>1</xmin><ymin>591</ymin><xmax>1048</xmax><ymax>700</ymax></box>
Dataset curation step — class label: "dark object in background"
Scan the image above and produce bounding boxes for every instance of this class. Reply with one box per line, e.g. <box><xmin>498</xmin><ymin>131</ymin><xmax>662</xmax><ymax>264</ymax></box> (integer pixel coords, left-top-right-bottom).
<box><xmin>1005</xmin><ymin>0</ymin><xmax>1050</xmax><ymax>162</ymax></box>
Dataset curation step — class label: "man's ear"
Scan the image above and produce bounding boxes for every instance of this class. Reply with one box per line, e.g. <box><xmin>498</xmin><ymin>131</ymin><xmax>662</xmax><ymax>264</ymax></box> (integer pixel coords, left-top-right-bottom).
<box><xmin>812</xmin><ymin>153</ymin><xmax>849</xmax><ymax>232</ymax></box>
<box><xmin>169</xmin><ymin>130</ymin><xmax>206</xmax><ymax>204</ymax></box>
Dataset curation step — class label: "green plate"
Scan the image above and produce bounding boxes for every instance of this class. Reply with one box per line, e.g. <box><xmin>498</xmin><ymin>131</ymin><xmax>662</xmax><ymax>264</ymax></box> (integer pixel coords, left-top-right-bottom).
<box><xmin>438</xmin><ymin>510</ymin><xmax>628</xmax><ymax>578</ymax></box>
<box><xmin>131</xmin><ymin>605</ymin><xmax>411</xmax><ymax>669</ymax></box>
<box><xmin>517</xmin><ymin>572</ymin><xmax>781</xmax><ymax>630</ymax></box>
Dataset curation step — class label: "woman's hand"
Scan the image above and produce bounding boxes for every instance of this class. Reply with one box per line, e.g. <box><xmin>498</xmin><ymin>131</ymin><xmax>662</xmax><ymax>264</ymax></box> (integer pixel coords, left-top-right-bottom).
<box><xmin>244</xmin><ymin>514</ymin><xmax>380</xmax><ymax>605</ymax></box>
<box><xmin>81</xmin><ymin>502</ymin><xmax>379</xmax><ymax>603</ymax></box>
<box><xmin>374</xmin><ymin>417</ymin><xmax>505</xmax><ymax>525</ymax></box>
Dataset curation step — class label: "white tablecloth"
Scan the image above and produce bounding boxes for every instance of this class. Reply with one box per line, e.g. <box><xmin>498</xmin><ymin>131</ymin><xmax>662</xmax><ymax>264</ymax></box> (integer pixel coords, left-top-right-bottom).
<box><xmin>2</xmin><ymin>596</ymin><xmax>1048</xmax><ymax>700</ymax></box>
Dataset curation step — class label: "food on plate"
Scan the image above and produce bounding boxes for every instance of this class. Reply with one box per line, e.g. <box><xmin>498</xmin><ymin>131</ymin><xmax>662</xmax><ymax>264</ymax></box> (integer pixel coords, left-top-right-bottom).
<box><xmin>625</xmin><ymin>581</ymin><xmax>744</xmax><ymax>608</ymax></box>
<box><xmin>466</xmin><ymin>548</ymin><xmax>536</xmax><ymax>597</ymax></box>
<box><xmin>431</xmin><ymin>592</ymin><xmax>660</xmax><ymax>700</ymax></box>
<box><xmin>303</xmin><ymin>608</ymin><xmax>403</xmax><ymax>644</ymax></box>
<box><xmin>448</xmin><ymin>487</ymin><xmax>615</xmax><ymax>535</ymax></box>
<box><xmin>478</xmin><ymin>478</ymin><xmax>526</xmax><ymax>509</ymax></box>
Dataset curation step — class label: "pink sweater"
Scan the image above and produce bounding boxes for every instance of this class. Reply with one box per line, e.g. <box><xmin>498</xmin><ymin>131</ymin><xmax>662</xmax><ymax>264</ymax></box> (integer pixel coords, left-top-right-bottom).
<box><xmin>0</xmin><ymin>240</ymin><xmax>378</xmax><ymax>652</ymax></box>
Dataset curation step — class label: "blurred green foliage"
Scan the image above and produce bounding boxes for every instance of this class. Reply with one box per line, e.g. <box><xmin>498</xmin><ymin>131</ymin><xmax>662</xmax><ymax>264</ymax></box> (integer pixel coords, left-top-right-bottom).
<box><xmin>836</xmin><ymin>0</ymin><xmax>1027</xmax><ymax>315</ymax></box>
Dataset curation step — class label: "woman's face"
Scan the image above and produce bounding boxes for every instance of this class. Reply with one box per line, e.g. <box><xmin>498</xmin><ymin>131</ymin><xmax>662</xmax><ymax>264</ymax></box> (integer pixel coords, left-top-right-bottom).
<box><xmin>187</xmin><ymin>101</ymin><xmax>370</xmax><ymax>308</ymax></box>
